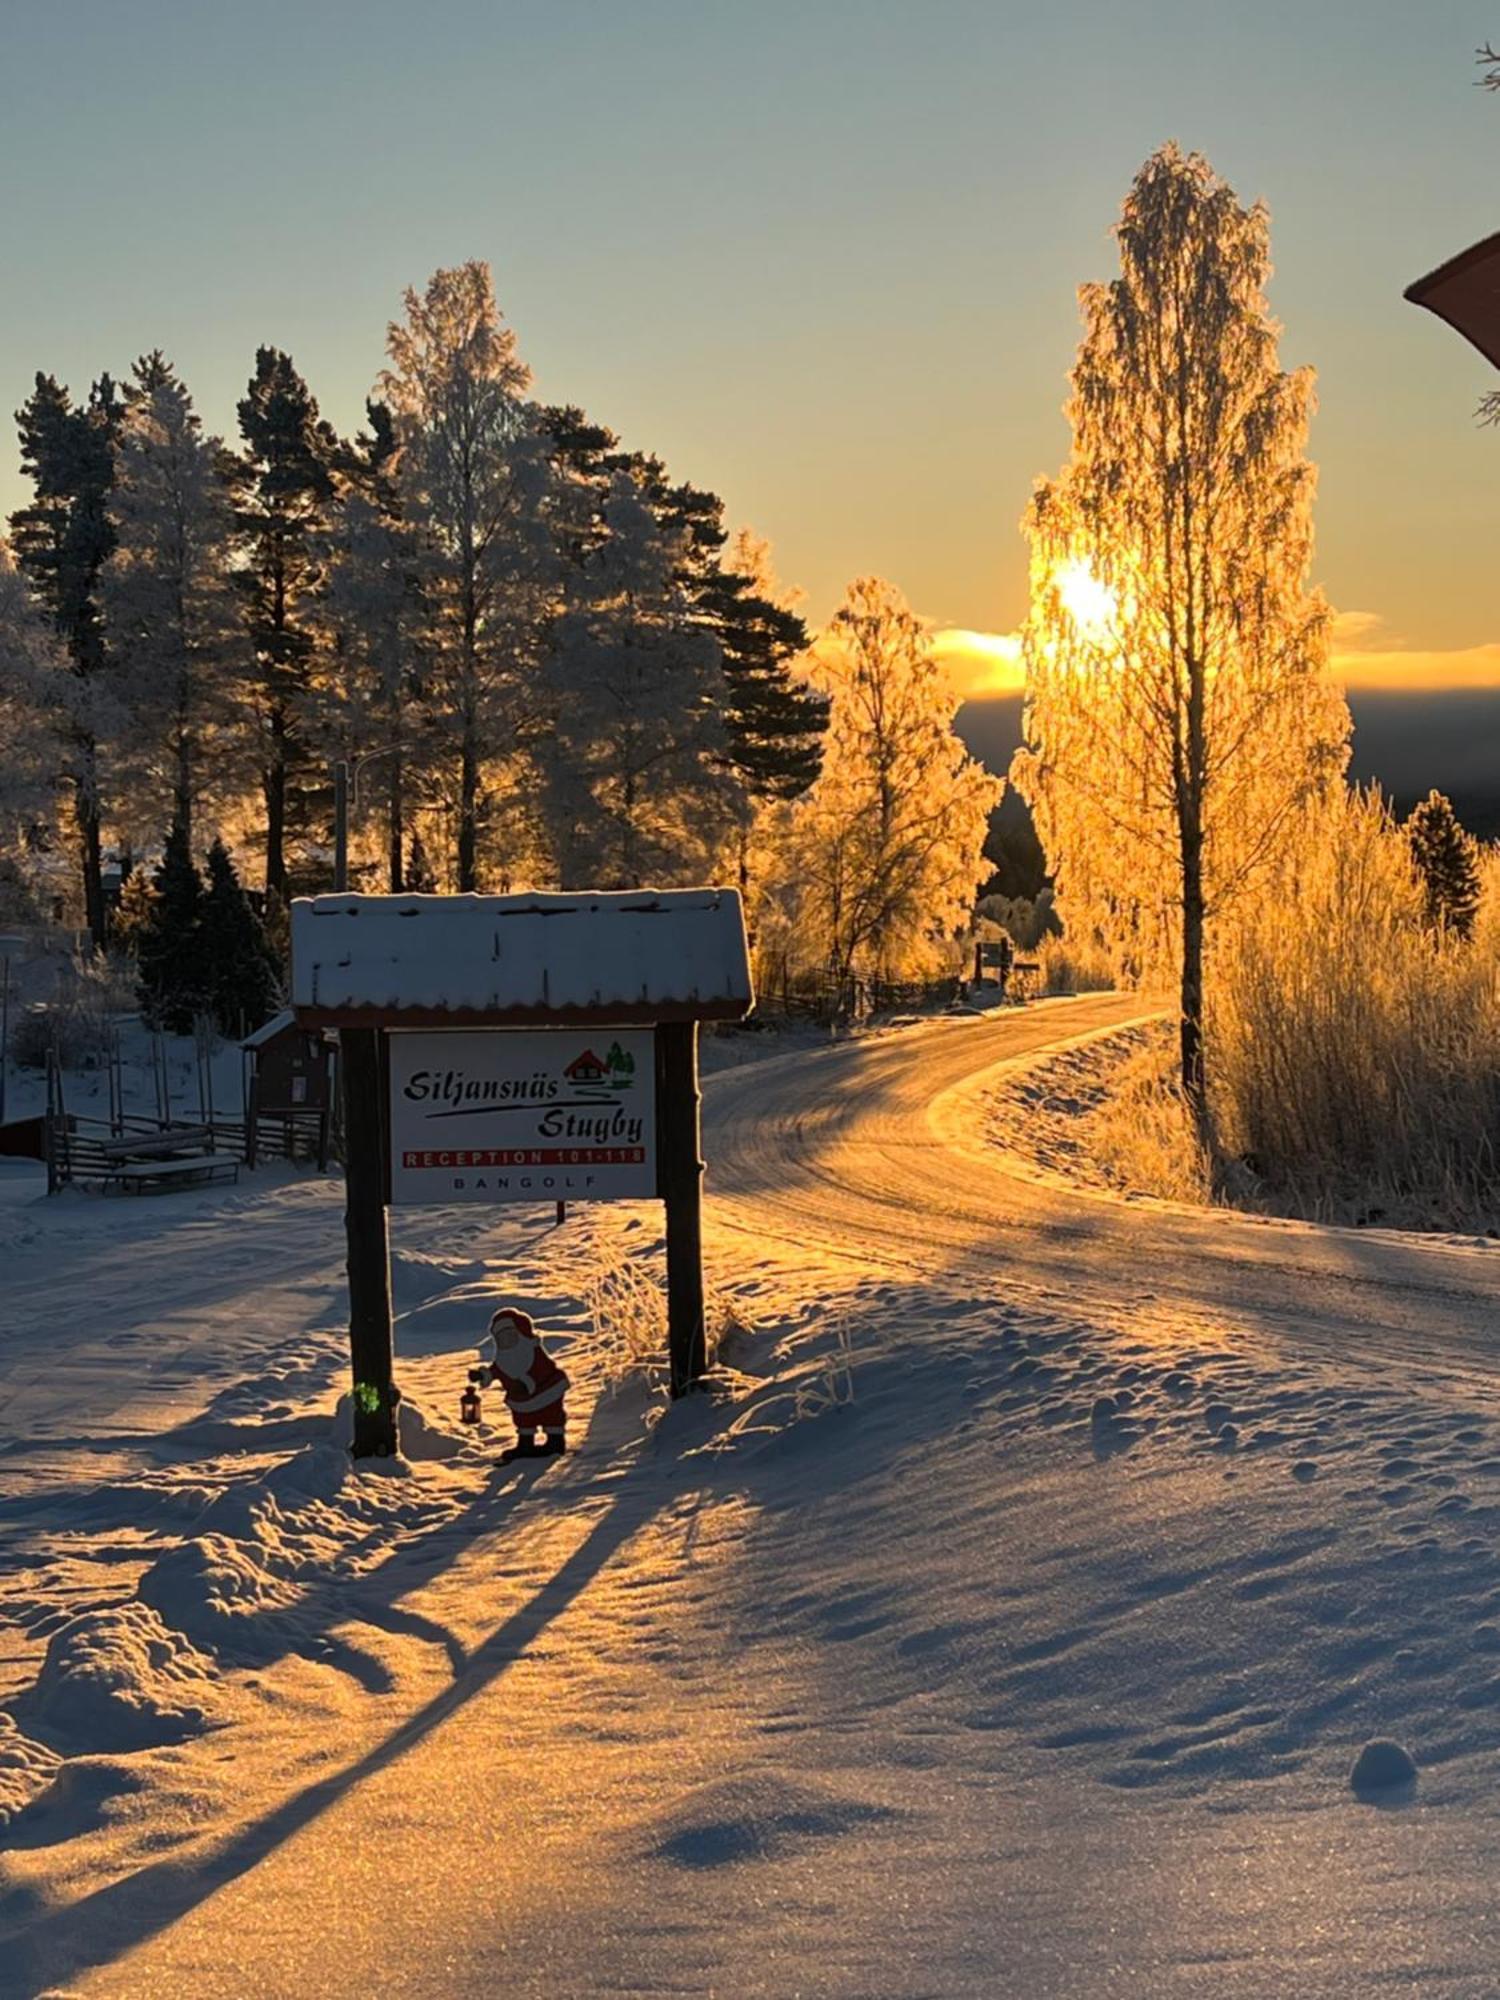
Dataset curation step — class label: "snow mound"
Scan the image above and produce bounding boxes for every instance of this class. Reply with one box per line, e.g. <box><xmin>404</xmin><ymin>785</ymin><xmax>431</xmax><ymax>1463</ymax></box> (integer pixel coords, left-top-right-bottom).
<box><xmin>137</xmin><ymin>1529</ymin><xmax>305</xmax><ymax>1648</ymax></box>
<box><xmin>0</xmin><ymin>1712</ymin><xmax>63</xmax><ymax>1825</ymax></box>
<box><xmin>648</xmin><ymin>1775</ymin><xmax>894</xmax><ymax>1870</ymax></box>
<box><xmin>1350</xmin><ymin>1738</ymin><xmax>1417</xmax><ymax>1798</ymax></box>
<box><xmin>395</xmin><ymin>1398</ymin><xmax>468</xmax><ymax>1463</ymax></box>
<box><xmin>30</xmin><ymin>1602</ymin><xmax>217</xmax><ymax>1751</ymax></box>
<box><xmin>328</xmin><ymin>1389</ymin><xmax>469</xmax><ymax>1462</ymax></box>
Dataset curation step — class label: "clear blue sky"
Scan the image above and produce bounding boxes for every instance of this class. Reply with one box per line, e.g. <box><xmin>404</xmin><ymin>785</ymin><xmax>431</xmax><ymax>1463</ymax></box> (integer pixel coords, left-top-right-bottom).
<box><xmin>1</xmin><ymin>0</ymin><xmax>1496</xmax><ymax>660</ymax></box>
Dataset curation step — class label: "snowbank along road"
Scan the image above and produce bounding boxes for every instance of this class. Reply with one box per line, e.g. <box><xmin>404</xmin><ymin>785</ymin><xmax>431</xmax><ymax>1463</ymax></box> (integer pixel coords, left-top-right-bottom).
<box><xmin>4</xmin><ymin>993</ymin><xmax>1500</xmax><ymax>1999</ymax></box>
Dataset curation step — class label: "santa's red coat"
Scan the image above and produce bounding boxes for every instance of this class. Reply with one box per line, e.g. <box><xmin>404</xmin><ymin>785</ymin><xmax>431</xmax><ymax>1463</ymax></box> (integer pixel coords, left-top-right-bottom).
<box><xmin>488</xmin><ymin>1338</ymin><xmax>569</xmax><ymax>1430</ymax></box>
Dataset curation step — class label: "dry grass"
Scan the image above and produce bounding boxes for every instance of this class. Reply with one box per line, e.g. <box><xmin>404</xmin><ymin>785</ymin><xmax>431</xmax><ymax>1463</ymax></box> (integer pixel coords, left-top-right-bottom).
<box><xmin>578</xmin><ymin>1251</ymin><xmax>759</xmax><ymax>1395</ymax></box>
<box><xmin>1038</xmin><ymin>935</ymin><xmax>1117</xmax><ymax>996</ymax></box>
<box><xmin>1088</xmin><ymin>1029</ymin><xmax>1213</xmax><ymax>1205</ymax></box>
<box><xmin>1206</xmin><ymin>794</ymin><xmax>1500</xmax><ymax>1229</ymax></box>
<box><xmin>1093</xmin><ymin>792</ymin><xmax>1500</xmax><ymax>1231</ymax></box>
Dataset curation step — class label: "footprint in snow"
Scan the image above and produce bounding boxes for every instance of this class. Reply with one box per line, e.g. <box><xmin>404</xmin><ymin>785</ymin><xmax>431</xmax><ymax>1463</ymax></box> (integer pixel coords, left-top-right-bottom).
<box><xmin>649</xmin><ymin>1777</ymin><xmax>895</xmax><ymax>1870</ymax></box>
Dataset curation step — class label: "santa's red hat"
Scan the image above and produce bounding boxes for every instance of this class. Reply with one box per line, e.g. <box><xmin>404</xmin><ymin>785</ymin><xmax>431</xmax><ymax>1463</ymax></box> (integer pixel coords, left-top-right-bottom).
<box><xmin>487</xmin><ymin>1307</ymin><xmax>534</xmax><ymax>1340</ymax></box>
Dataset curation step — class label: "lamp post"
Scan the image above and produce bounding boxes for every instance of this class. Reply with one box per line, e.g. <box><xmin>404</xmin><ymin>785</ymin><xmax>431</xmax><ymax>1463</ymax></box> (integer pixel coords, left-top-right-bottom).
<box><xmin>332</xmin><ymin>745</ymin><xmax>411</xmax><ymax>896</ymax></box>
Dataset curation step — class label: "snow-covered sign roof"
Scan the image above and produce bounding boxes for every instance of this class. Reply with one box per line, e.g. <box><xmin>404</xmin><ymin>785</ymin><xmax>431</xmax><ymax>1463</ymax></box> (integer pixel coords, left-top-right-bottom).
<box><xmin>290</xmin><ymin>888</ymin><xmax>754</xmax><ymax>1029</ymax></box>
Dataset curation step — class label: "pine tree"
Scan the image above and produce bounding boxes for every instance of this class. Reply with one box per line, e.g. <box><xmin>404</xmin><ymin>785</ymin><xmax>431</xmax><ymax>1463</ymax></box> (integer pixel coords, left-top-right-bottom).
<box><xmin>1012</xmin><ymin>146</ymin><xmax>1350</xmax><ymax>1140</ymax></box>
<box><xmin>757</xmin><ymin>577</ymin><xmax>1000</xmax><ymax>989</ymax></box>
<box><xmin>539</xmin><ymin>403</ymin><xmax>620</xmax><ymax>568</ymax></box>
<box><xmin>104</xmin><ymin>355</ymin><xmax>248</xmax><ymax>848</ymax></box>
<box><xmin>380</xmin><ymin>264</ymin><xmax>553</xmax><ymax>889</ymax></box>
<box><xmin>323</xmin><ymin>400</ymin><xmax>426</xmax><ymax>890</ymax></box>
<box><xmin>200</xmin><ymin>839</ymin><xmax>281</xmax><ymax>1034</ymax></box>
<box><xmin>539</xmin><ymin>412</ymin><xmax>827</xmax><ymax>853</ymax></box>
<box><xmin>699</xmin><ymin>529</ymin><xmax>825</xmax><ymax>804</ymax></box>
<box><xmin>234</xmin><ymin>348</ymin><xmax>337</xmax><ymax>898</ymax></box>
<box><xmin>541</xmin><ymin>473</ymin><xmax>728</xmax><ymax>887</ymax></box>
<box><xmin>624</xmin><ymin>463</ymin><xmax>827</xmax><ymax>804</ymax></box>
<box><xmin>135</xmin><ymin>823</ymin><xmax>208</xmax><ymax>1033</ymax></box>
<box><xmin>9</xmin><ymin>372</ymin><xmax>122</xmax><ymax>942</ymax></box>
<box><xmin>1407</xmin><ymin>790</ymin><xmax>1482</xmax><ymax>938</ymax></box>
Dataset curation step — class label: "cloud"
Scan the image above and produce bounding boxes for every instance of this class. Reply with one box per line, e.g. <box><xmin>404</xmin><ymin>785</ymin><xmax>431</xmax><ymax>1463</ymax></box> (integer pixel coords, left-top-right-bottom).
<box><xmin>1330</xmin><ymin>610</ymin><xmax>1500</xmax><ymax>691</ymax></box>
<box><xmin>933</xmin><ymin>612</ymin><xmax>1500</xmax><ymax>697</ymax></box>
<box><xmin>933</xmin><ymin>628</ymin><xmax>1025</xmax><ymax>698</ymax></box>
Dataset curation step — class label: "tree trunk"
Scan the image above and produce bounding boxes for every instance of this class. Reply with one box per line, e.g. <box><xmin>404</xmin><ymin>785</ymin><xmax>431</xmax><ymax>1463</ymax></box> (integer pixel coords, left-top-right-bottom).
<box><xmin>1178</xmin><ymin>835</ymin><xmax>1211</xmax><ymax>1156</ymax></box>
<box><xmin>76</xmin><ymin>767</ymin><xmax>107</xmax><ymax>950</ymax></box>
<box><xmin>174</xmin><ymin>728</ymin><xmax>193</xmax><ymax>850</ymax></box>
<box><xmin>387</xmin><ymin>757</ymin><xmax>405</xmax><ymax>893</ymax></box>
<box><xmin>263</xmin><ymin>709</ymin><xmax>289</xmax><ymax>897</ymax></box>
<box><xmin>457</xmin><ymin>725</ymin><xmax>479</xmax><ymax>892</ymax></box>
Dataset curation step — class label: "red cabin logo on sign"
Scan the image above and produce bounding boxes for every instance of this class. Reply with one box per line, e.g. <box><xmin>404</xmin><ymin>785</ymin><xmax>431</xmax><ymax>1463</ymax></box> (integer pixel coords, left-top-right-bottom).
<box><xmin>564</xmin><ymin>1049</ymin><xmax>608</xmax><ymax>1086</ymax></box>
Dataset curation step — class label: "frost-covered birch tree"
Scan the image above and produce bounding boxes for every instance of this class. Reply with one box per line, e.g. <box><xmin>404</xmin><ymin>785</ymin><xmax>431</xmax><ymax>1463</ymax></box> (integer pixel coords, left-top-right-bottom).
<box><xmin>759</xmin><ymin>577</ymin><xmax>1000</xmax><ymax>990</ymax></box>
<box><xmin>380</xmin><ymin>264</ymin><xmax>551</xmax><ymax>890</ymax></box>
<box><xmin>1012</xmin><ymin>145</ymin><xmax>1349</xmax><ymax>1138</ymax></box>
<box><xmin>104</xmin><ymin>355</ymin><xmax>247</xmax><ymax>848</ymax></box>
<box><xmin>541</xmin><ymin>473</ymin><xmax>728</xmax><ymax>887</ymax></box>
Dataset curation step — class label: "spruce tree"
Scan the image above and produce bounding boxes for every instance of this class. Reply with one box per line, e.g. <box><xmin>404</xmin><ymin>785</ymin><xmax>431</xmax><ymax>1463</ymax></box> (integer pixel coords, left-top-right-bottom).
<box><xmin>1407</xmin><ymin>790</ymin><xmax>1482</xmax><ymax>938</ymax></box>
<box><xmin>10</xmin><ymin>372</ymin><xmax>122</xmax><ymax>943</ymax></box>
<box><xmin>234</xmin><ymin>349</ymin><xmax>337</xmax><ymax>898</ymax></box>
<box><xmin>136</xmin><ymin>824</ymin><xmax>208</xmax><ymax>1033</ymax></box>
<box><xmin>200</xmin><ymin>839</ymin><xmax>281</xmax><ymax>1034</ymax></box>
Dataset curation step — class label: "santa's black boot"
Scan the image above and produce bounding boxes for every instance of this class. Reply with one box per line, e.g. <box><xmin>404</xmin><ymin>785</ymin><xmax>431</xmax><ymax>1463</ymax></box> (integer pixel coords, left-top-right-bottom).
<box><xmin>499</xmin><ymin>1434</ymin><xmax>541</xmax><ymax>1465</ymax></box>
<box><xmin>538</xmin><ymin>1432</ymin><xmax>567</xmax><ymax>1457</ymax></box>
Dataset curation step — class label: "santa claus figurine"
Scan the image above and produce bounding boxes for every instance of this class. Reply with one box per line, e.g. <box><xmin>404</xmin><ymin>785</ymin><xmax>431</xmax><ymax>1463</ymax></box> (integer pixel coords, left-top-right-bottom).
<box><xmin>480</xmin><ymin>1307</ymin><xmax>570</xmax><ymax>1463</ymax></box>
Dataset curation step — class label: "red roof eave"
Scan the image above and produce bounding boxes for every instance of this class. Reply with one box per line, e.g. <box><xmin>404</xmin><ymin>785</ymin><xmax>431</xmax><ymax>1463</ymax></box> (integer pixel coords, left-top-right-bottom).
<box><xmin>1405</xmin><ymin>228</ymin><xmax>1500</xmax><ymax>370</ymax></box>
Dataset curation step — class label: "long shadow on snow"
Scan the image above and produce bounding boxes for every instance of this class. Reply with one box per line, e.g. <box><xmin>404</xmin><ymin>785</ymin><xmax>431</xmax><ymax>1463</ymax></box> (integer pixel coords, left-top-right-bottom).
<box><xmin>2</xmin><ymin>1441</ymin><xmax>682</xmax><ymax>1998</ymax></box>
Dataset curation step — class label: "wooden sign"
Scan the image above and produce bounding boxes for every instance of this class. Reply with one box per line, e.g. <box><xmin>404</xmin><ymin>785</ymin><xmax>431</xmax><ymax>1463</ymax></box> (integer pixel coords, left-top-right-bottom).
<box><xmin>388</xmin><ymin>1028</ymin><xmax>656</xmax><ymax>1205</ymax></box>
<box><xmin>290</xmin><ymin>889</ymin><xmax>751</xmax><ymax>1457</ymax></box>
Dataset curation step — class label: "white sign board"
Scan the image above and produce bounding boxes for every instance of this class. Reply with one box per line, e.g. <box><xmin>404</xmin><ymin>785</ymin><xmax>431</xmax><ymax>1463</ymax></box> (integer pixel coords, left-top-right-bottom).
<box><xmin>388</xmin><ymin>1029</ymin><xmax>656</xmax><ymax>1207</ymax></box>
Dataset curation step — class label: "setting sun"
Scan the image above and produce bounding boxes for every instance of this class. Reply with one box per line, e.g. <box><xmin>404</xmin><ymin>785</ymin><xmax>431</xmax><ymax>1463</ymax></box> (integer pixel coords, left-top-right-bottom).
<box><xmin>1053</xmin><ymin>557</ymin><xmax>1117</xmax><ymax>641</ymax></box>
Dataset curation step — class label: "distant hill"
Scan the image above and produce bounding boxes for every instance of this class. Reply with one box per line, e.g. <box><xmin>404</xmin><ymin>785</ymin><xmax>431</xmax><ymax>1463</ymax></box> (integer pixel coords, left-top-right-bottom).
<box><xmin>957</xmin><ymin>690</ymin><xmax>1500</xmax><ymax>843</ymax></box>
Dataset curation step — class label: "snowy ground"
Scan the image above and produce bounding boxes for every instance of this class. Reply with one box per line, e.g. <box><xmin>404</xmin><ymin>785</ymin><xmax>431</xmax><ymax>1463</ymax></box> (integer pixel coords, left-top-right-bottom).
<box><xmin>4</xmin><ymin>995</ymin><xmax>1500</xmax><ymax>1996</ymax></box>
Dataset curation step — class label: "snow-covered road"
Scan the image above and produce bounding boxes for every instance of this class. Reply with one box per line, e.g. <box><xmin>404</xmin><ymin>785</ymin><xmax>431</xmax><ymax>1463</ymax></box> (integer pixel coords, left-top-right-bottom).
<box><xmin>7</xmin><ymin>996</ymin><xmax>1500</xmax><ymax>1999</ymax></box>
<box><xmin>707</xmin><ymin>993</ymin><xmax>1500</xmax><ymax>1371</ymax></box>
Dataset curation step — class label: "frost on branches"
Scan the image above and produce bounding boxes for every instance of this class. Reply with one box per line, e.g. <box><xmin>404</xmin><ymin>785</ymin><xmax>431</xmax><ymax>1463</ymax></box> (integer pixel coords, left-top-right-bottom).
<box><xmin>1012</xmin><ymin>145</ymin><xmax>1350</xmax><ymax>1125</ymax></box>
<box><xmin>755</xmin><ymin>577</ymin><xmax>1000</xmax><ymax>993</ymax></box>
<box><xmin>379</xmin><ymin>262</ymin><xmax>553</xmax><ymax>892</ymax></box>
<box><xmin>542</xmin><ymin>474</ymin><xmax>730</xmax><ymax>890</ymax></box>
<box><xmin>103</xmin><ymin>355</ymin><xmax>248</xmax><ymax>851</ymax></box>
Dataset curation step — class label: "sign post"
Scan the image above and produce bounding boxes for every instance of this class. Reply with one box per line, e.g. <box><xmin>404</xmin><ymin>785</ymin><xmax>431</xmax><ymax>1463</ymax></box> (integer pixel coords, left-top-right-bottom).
<box><xmin>290</xmin><ymin>889</ymin><xmax>753</xmax><ymax>1459</ymax></box>
<box><xmin>657</xmin><ymin>1021</ymin><xmax>706</xmax><ymax>1397</ymax></box>
<box><xmin>341</xmin><ymin>1026</ymin><xmax>398</xmax><ymax>1457</ymax></box>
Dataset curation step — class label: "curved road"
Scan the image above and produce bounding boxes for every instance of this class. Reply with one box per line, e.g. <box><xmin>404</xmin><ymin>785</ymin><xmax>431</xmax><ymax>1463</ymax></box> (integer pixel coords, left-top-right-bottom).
<box><xmin>704</xmin><ymin>994</ymin><xmax>1500</xmax><ymax>1375</ymax></box>
<box><xmin>30</xmin><ymin>994</ymin><xmax>1500</xmax><ymax>2000</ymax></box>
